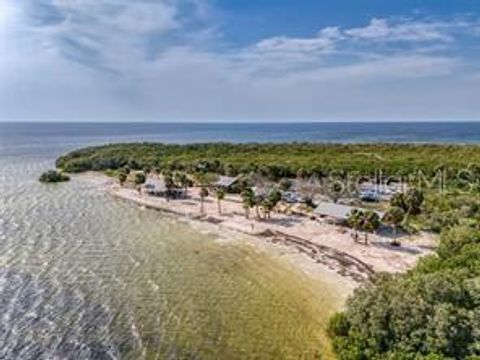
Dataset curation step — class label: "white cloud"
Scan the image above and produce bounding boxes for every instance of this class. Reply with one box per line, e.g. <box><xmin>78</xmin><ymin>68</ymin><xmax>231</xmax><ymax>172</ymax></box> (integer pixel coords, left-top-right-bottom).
<box><xmin>274</xmin><ymin>55</ymin><xmax>460</xmax><ymax>86</ymax></box>
<box><xmin>255</xmin><ymin>27</ymin><xmax>341</xmax><ymax>54</ymax></box>
<box><xmin>0</xmin><ymin>1</ymin><xmax>14</xmax><ymax>26</ymax></box>
<box><xmin>25</xmin><ymin>1</ymin><xmax>182</xmax><ymax>72</ymax></box>
<box><xmin>0</xmin><ymin>0</ymin><xmax>20</xmax><ymax>37</ymax></box>
<box><xmin>49</xmin><ymin>0</ymin><xmax>179</xmax><ymax>34</ymax></box>
<box><xmin>344</xmin><ymin>18</ymin><xmax>453</xmax><ymax>42</ymax></box>
<box><xmin>0</xmin><ymin>2</ymin><xmax>479</xmax><ymax>122</ymax></box>
<box><xmin>229</xmin><ymin>17</ymin><xmax>480</xmax><ymax>76</ymax></box>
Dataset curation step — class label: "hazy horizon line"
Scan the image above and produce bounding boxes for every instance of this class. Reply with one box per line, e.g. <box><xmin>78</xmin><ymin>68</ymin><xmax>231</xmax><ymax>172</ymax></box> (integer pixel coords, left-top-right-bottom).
<box><xmin>2</xmin><ymin>119</ymin><xmax>480</xmax><ymax>124</ymax></box>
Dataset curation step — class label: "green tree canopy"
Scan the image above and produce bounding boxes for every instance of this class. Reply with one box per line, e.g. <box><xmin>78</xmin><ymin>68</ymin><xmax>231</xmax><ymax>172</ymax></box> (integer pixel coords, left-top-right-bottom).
<box><xmin>118</xmin><ymin>172</ymin><xmax>127</xmax><ymax>186</ymax></box>
<box><xmin>330</xmin><ymin>225</ymin><xmax>480</xmax><ymax>360</ymax></box>
<box><xmin>134</xmin><ymin>172</ymin><xmax>146</xmax><ymax>185</ymax></box>
<box><xmin>39</xmin><ymin>170</ymin><xmax>70</xmax><ymax>183</ymax></box>
<box><xmin>383</xmin><ymin>206</ymin><xmax>406</xmax><ymax>242</ymax></box>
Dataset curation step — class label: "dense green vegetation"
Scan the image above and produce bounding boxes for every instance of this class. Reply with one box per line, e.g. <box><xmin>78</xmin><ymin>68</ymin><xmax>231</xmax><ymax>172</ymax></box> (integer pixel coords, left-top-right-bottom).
<box><xmin>57</xmin><ymin>142</ymin><xmax>480</xmax><ymax>232</ymax></box>
<box><xmin>39</xmin><ymin>170</ymin><xmax>70</xmax><ymax>183</ymax></box>
<box><xmin>329</xmin><ymin>224</ymin><xmax>480</xmax><ymax>360</ymax></box>
<box><xmin>415</xmin><ymin>191</ymin><xmax>480</xmax><ymax>233</ymax></box>
<box><xmin>56</xmin><ymin>142</ymin><xmax>480</xmax><ymax>182</ymax></box>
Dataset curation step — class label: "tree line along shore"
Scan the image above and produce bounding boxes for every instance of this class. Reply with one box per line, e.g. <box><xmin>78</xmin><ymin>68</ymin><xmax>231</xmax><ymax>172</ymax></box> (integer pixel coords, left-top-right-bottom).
<box><xmin>56</xmin><ymin>142</ymin><xmax>480</xmax><ymax>233</ymax></box>
<box><xmin>55</xmin><ymin>142</ymin><xmax>480</xmax><ymax>360</ymax></box>
<box><xmin>56</xmin><ymin>142</ymin><xmax>480</xmax><ymax>179</ymax></box>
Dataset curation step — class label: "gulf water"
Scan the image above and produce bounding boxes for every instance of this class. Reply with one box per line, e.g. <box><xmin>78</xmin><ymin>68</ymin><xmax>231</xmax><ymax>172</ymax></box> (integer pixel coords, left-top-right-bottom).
<box><xmin>1</xmin><ymin>121</ymin><xmax>479</xmax><ymax>359</ymax></box>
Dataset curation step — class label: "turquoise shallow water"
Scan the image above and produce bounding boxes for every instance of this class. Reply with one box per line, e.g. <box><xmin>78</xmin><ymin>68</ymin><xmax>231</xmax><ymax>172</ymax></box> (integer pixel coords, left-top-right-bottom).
<box><xmin>0</xmin><ymin>124</ymin><xmax>348</xmax><ymax>359</ymax></box>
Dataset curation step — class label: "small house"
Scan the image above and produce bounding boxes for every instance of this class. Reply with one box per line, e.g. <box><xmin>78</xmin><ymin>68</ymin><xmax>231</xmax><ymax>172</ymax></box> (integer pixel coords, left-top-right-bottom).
<box><xmin>143</xmin><ymin>178</ymin><xmax>167</xmax><ymax>195</ymax></box>
<box><xmin>358</xmin><ymin>181</ymin><xmax>407</xmax><ymax>202</ymax></box>
<box><xmin>314</xmin><ymin>202</ymin><xmax>356</xmax><ymax>223</ymax></box>
<box><xmin>213</xmin><ymin>176</ymin><xmax>239</xmax><ymax>192</ymax></box>
<box><xmin>143</xmin><ymin>178</ymin><xmax>185</xmax><ymax>198</ymax></box>
<box><xmin>314</xmin><ymin>202</ymin><xmax>385</xmax><ymax>224</ymax></box>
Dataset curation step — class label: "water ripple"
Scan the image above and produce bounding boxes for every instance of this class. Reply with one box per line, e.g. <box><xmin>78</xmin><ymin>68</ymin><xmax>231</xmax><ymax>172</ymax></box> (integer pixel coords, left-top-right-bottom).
<box><xmin>0</xmin><ymin>142</ymin><xmax>337</xmax><ymax>359</ymax></box>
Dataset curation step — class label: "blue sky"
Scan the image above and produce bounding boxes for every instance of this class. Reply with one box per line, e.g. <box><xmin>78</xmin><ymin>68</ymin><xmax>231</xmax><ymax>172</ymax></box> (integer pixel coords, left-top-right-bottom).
<box><xmin>219</xmin><ymin>0</ymin><xmax>480</xmax><ymax>45</ymax></box>
<box><xmin>0</xmin><ymin>0</ymin><xmax>479</xmax><ymax>122</ymax></box>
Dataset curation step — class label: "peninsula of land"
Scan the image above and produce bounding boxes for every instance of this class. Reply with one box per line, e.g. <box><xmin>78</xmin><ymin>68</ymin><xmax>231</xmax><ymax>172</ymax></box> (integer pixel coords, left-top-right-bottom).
<box><xmin>56</xmin><ymin>142</ymin><xmax>480</xmax><ymax>359</ymax></box>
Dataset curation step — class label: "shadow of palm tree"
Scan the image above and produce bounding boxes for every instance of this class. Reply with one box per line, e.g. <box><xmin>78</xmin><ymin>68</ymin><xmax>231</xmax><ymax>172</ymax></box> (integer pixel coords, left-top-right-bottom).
<box><xmin>371</xmin><ymin>241</ymin><xmax>423</xmax><ymax>254</ymax></box>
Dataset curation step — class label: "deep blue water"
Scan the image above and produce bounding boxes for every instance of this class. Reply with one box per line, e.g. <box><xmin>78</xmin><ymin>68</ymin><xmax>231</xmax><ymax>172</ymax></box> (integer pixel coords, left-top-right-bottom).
<box><xmin>1</xmin><ymin>122</ymin><xmax>480</xmax><ymax>158</ymax></box>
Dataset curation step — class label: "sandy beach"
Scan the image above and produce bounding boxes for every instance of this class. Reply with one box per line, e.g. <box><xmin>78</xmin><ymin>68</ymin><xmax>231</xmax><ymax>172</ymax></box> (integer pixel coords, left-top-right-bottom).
<box><xmin>80</xmin><ymin>172</ymin><xmax>437</xmax><ymax>291</ymax></box>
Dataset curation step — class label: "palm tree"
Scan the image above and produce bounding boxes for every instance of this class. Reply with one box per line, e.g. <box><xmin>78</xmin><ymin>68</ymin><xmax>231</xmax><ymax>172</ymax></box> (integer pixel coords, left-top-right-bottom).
<box><xmin>178</xmin><ymin>172</ymin><xmax>190</xmax><ymax>195</ymax></box>
<box><xmin>268</xmin><ymin>188</ymin><xmax>282</xmax><ymax>204</ymax></box>
<box><xmin>261</xmin><ymin>198</ymin><xmax>273</xmax><ymax>219</ymax></box>
<box><xmin>199</xmin><ymin>187</ymin><xmax>209</xmax><ymax>215</ymax></box>
<box><xmin>391</xmin><ymin>189</ymin><xmax>424</xmax><ymax>214</ymax></box>
<box><xmin>404</xmin><ymin>188</ymin><xmax>424</xmax><ymax>215</ymax></box>
<box><xmin>242</xmin><ymin>202</ymin><xmax>251</xmax><ymax>219</ymax></box>
<box><xmin>241</xmin><ymin>188</ymin><xmax>255</xmax><ymax>219</ymax></box>
<box><xmin>347</xmin><ymin>209</ymin><xmax>363</xmax><ymax>242</ymax></box>
<box><xmin>118</xmin><ymin>172</ymin><xmax>127</xmax><ymax>186</ymax></box>
<box><xmin>163</xmin><ymin>173</ymin><xmax>175</xmax><ymax>201</ymax></box>
<box><xmin>254</xmin><ymin>194</ymin><xmax>264</xmax><ymax>219</ymax></box>
<box><xmin>262</xmin><ymin>188</ymin><xmax>281</xmax><ymax>219</ymax></box>
<box><xmin>361</xmin><ymin>210</ymin><xmax>381</xmax><ymax>245</ymax></box>
<box><xmin>390</xmin><ymin>188</ymin><xmax>424</xmax><ymax>225</ymax></box>
<box><xmin>134</xmin><ymin>172</ymin><xmax>146</xmax><ymax>186</ymax></box>
<box><xmin>383</xmin><ymin>206</ymin><xmax>405</xmax><ymax>245</ymax></box>
<box><xmin>216</xmin><ymin>189</ymin><xmax>225</xmax><ymax>214</ymax></box>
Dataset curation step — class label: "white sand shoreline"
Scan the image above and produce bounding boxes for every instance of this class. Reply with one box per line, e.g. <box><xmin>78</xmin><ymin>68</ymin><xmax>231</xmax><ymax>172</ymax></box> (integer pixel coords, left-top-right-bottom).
<box><xmin>76</xmin><ymin>172</ymin><xmax>437</xmax><ymax>300</ymax></box>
